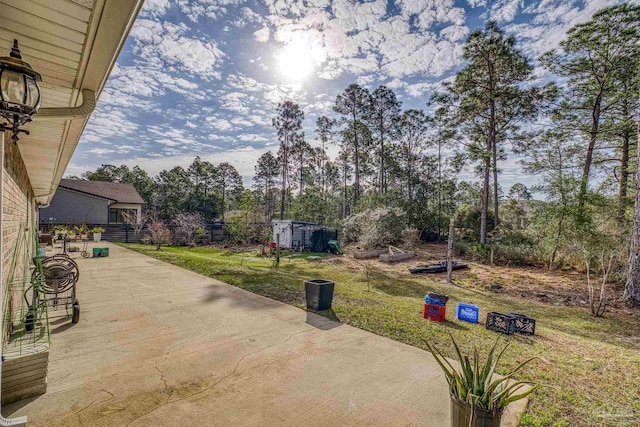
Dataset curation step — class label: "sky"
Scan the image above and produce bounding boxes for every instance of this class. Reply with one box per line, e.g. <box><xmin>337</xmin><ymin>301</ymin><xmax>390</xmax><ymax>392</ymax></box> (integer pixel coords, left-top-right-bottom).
<box><xmin>67</xmin><ymin>0</ymin><xmax>622</xmax><ymax>189</ymax></box>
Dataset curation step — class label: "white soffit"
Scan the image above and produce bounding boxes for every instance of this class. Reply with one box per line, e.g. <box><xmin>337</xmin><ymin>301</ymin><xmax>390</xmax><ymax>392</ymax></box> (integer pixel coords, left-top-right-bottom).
<box><xmin>0</xmin><ymin>0</ymin><xmax>144</xmax><ymax>204</ymax></box>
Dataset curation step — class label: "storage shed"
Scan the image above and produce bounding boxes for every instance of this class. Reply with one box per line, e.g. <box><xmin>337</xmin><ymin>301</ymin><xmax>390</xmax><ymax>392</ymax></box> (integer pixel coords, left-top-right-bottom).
<box><xmin>272</xmin><ymin>220</ymin><xmax>337</xmax><ymax>250</ymax></box>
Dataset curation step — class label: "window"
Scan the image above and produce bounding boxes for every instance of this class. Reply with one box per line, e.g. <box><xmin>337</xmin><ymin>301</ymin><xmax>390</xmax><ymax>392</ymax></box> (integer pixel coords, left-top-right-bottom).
<box><xmin>109</xmin><ymin>208</ymin><xmax>136</xmax><ymax>224</ymax></box>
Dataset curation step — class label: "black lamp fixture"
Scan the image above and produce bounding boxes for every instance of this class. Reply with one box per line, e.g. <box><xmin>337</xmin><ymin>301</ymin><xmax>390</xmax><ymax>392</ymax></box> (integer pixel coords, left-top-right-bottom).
<box><xmin>0</xmin><ymin>39</ymin><xmax>42</xmax><ymax>143</ymax></box>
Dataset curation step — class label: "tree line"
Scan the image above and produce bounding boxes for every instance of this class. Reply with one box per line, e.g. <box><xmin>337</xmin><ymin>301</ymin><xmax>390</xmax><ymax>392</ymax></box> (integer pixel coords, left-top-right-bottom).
<box><xmin>77</xmin><ymin>159</ymin><xmax>244</xmax><ymax>221</ymax></box>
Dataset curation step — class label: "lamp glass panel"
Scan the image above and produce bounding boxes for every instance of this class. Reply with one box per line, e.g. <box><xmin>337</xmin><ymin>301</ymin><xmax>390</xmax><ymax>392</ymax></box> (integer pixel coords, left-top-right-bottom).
<box><xmin>0</xmin><ymin>70</ymin><xmax>26</xmax><ymax>104</ymax></box>
<box><xmin>25</xmin><ymin>77</ymin><xmax>40</xmax><ymax>108</ymax></box>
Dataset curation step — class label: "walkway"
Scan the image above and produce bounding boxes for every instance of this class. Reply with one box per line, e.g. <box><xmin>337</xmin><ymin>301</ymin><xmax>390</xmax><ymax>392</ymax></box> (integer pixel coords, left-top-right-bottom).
<box><xmin>3</xmin><ymin>243</ymin><xmax>526</xmax><ymax>426</ymax></box>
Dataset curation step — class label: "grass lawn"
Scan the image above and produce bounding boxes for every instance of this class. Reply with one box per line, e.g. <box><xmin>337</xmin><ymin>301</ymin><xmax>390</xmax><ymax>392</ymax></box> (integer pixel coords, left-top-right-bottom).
<box><xmin>121</xmin><ymin>243</ymin><xmax>640</xmax><ymax>427</ymax></box>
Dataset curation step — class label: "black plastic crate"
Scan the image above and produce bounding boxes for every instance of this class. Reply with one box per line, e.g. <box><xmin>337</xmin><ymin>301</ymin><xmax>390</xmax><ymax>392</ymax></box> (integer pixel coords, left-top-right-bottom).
<box><xmin>486</xmin><ymin>312</ymin><xmax>516</xmax><ymax>335</ymax></box>
<box><xmin>506</xmin><ymin>313</ymin><xmax>536</xmax><ymax>335</ymax></box>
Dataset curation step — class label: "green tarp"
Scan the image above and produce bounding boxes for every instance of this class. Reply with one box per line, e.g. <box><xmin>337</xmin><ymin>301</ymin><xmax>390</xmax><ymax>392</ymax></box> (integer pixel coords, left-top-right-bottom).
<box><xmin>310</xmin><ymin>229</ymin><xmax>338</xmax><ymax>253</ymax></box>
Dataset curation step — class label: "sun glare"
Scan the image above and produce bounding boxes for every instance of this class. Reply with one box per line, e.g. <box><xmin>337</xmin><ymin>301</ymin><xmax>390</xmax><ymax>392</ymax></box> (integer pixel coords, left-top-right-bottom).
<box><xmin>277</xmin><ymin>36</ymin><xmax>324</xmax><ymax>82</ymax></box>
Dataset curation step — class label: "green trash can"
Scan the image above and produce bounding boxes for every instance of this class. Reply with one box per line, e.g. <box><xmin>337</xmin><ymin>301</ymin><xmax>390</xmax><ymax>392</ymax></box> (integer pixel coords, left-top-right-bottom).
<box><xmin>100</xmin><ymin>248</ymin><xmax>109</xmax><ymax>257</ymax></box>
<box><xmin>93</xmin><ymin>248</ymin><xmax>102</xmax><ymax>257</ymax></box>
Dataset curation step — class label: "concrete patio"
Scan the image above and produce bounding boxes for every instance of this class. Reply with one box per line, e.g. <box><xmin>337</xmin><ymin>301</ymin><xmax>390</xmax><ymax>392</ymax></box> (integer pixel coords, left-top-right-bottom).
<box><xmin>3</xmin><ymin>243</ymin><xmax>526</xmax><ymax>426</ymax></box>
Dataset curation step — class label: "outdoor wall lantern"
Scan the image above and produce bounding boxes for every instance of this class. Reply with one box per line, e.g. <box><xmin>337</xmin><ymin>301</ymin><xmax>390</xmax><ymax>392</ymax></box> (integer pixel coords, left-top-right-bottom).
<box><xmin>0</xmin><ymin>39</ymin><xmax>42</xmax><ymax>143</ymax></box>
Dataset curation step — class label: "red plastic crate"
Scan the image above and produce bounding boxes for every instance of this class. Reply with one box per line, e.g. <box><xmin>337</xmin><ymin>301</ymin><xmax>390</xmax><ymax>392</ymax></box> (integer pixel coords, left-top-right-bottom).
<box><xmin>423</xmin><ymin>303</ymin><xmax>446</xmax><ymax>322</ymax></box>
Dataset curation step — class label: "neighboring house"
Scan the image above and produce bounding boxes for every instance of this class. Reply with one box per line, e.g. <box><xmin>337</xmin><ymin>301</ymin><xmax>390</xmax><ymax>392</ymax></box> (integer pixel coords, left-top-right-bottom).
<box><xmin>0</xmin><ymin>0</ymin><xmax>143</xmax><ymax>417</ymax></box>
<box><xmin>40</xmin><ymin>179</ymin><xmax>144</xmax><ymax>225</ymax></box>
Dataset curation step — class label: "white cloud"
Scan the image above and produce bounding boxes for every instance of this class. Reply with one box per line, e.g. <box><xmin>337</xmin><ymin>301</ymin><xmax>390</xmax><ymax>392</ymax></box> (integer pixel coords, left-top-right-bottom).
<box><xmin>87</xmin><ymin>148</ymin><xmax>115</xmax><ymax>155</ymax></box>
<box><xmin>205</xmin><ymin>117</ymin><xmax>234</xmax><ymax>131</ymax></box>
<box><xmin>177</xmin><ymin>0</ymin><xmax>247</xmax><ymax>22</ymax></box>
<box><xmin>218</xmin><ymin>92</ymin><xmax>251</xmax><ymax>113</ymax></box>
<box><xmin>82</xmin><ymin>109</ymin><xmax>140</xmax><ymax>143</ymax></box>
<box><xmin>254</xmin><ymin>26</ymin><xmax>271</xmax><ymax>42</ymax></box>
<box><xmin>467</xmin><ymin>0</ymin><xmax>487</xmax><ymax>7</ymax></box>
<box><xmin>266</xmin><ymin>0</ymin><xmax>467</xmax><ymax>80</ymax></box>
<box><xmin>509</xmin><ymin>0</ymin><xmax>615</xmax><ymax>56</ymax></box>
<box><xmin>237</xmin><ymin>133</ymin><xmax>270</xmax><ymax>143</ymax></box>
<box><xmin>397</xmin><ymin>0</ymin><xmax>465</xmax><ymax>29</ymax></box>
<box><xmin>130</xmin><ymin>19</ymin><xmax>225</xmax><ymax>79</ymax></box>
<box><xmin>405</xmin><ymin>82</ymin><xmax>435</xmax><ymax>98</ymax></box>
<box><xmin>156</xmin><ymin>138</ymin><xmax>182</xmax><ymax>147</ymax></box>
<box><xmin>491</xmin><ymin>0</ymin><xmax>522</xmax><ymax>23</ymax></box>
<box><xmin>440</xmin><ymin>25</ymin><xmax>470</xmax><ymax>42</ymax></box>
<box><xmin>140</xmin><ymin>0</ymin><xmax>171</xmax><ymax>18</ymax></box>
<box><xmin>230</xmin><ymin>116</ymin><xmax>255</xmax><ymax>127</ymax></box>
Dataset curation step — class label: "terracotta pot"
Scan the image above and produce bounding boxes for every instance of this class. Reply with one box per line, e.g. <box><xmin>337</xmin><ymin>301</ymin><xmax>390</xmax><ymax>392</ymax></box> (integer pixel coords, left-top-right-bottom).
<box><xmin>450</xmin><ymin>396</ymin><xmax>502</xmax><ymax>427</ymax></box>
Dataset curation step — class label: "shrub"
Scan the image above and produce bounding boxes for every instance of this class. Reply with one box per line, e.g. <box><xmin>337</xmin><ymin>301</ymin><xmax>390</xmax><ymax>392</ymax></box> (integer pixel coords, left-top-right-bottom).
<box><xmin>455</xmin><ymin>240</ymin><xmax>539</xmax><ymax>265</ymax></box>
<box><xmin>225</xmin><ymin>191</ymin><xmax>271</xmax><ymax>245</ymax></box>
<box><xmin>342</xmin><ymin>216</ymin><xmax>362</xmax><ymax>244</ymax></box>
<box><xmin>343</xmin><ymin>208</ymin><xmax>407</xmax><ymax>249</ymax></box>
<box><xmin>226</xmin><ymin>210</ymin><xmax>270</xmax><ymax>245</ymax></box>
<box><xmin>147</xmin><ymin>220</ymin><xmax>171</xmax><ymax>250</ymax></box>
<box><xmin>468</xmin><ymin>242</ymin><xmax>491</xmax><ymax>260</ymax></box>
<box><xmin>401</xmin><ymin>228</ymin><xmax>420</xmax><ymax>249</ymax></box>
<box><xmin>456</xmin><ymin>205</ymin><xmax>494</xmax><ymax>241</ymax></box>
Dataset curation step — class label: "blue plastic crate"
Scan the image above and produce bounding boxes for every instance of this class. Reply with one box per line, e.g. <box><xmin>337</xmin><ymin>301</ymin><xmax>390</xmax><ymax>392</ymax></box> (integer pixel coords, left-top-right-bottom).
<box><xmin>456</xmin><ymin>303</ymin><xmax>479</xmax><ymax>323</ymax></box>
<box><xmin>424</xmin><ymin>292</ymin><xmax>448</xmax><ymax>306</ymax></box>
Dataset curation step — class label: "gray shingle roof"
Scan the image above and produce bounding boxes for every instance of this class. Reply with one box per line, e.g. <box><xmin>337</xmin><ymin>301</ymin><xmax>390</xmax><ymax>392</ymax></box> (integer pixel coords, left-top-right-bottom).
<box><xmin>59</xmin><ymin>179</ymin><xmax>145</xmax><ymax>204</ymax></box>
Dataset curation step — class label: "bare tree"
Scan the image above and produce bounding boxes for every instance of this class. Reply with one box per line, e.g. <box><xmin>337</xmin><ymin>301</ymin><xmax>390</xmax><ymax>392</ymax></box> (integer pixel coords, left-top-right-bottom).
<box><xmin>173</xmin><ymin>212</ymin><xmax>205</xmax><ymax>249</ymax></box>
<box><xmin>585</xmin><ymin>252</ymin><xmax>614</xmax><ymax>317</ymax></box>
<box><xmin>121</xmin><ymin>209</ymin><xmax>148</xmax><ymax>238</ymax></box>
<box><xmin>147</xmin><ymin>220</ymin><xmax>171</xmax><ymax>250</ymax></box>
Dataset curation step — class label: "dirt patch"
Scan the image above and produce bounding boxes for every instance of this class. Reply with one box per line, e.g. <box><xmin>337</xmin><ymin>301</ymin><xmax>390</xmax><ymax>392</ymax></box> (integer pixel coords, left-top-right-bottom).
<box><xmin>343</xmin><ymin>243</ymin><xmax>639</xmax><ymax>317</ymax></box>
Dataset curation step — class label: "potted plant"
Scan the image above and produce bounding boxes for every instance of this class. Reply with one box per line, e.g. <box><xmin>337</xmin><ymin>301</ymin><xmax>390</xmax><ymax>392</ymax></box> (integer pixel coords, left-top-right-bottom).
<box><xmin>426</xmin><ymin>335</ymin><xmax>537</xmax><ymax>427</ymax></box>
<box><xmin>77</xmin><ymin>224</ymin><xmax>88</xmax><ymax>240</ymax></box>
<box><xmin>56</xmin><ymin>225</ymin><xmax>70</xmax><ymax>241</ymax></box>
<box><xmin>51</xmin><ymin>224</ymin><xmax>66</xmax><ymax>240</ymax></box>
<box><xmin>90</xmin><ymin>227</ymin><xmax>105</xmax><ymax>242</ymax></box>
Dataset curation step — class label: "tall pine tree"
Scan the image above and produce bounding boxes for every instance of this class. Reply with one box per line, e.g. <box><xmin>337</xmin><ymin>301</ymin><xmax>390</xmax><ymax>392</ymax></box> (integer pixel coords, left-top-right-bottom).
<box><xmin>367</xmin><ymin>85</ymin><xmax>401</xmax><ymax>194</ymax></box>
<box><xmin>541</xmin><ymin>4</ymin><xmax>640</xmax><ymax>218</ymax></box>
<box><xmin>272</xmin><ymin>101</ymin><xmax>304</xmax><ymax>219</ymax></box>
<box><xmin>448</xmin><ymin>21</ymin><xmax>548</xmax><ymax>244</ymax></box>
<box><xmin>334</xmin><ymin>84</ymin><xmax>371</xmax><ymax>205</ymax></box>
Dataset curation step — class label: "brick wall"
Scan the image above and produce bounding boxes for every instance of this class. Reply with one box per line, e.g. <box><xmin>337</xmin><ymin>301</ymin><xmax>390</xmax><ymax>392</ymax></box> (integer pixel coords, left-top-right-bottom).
<box><xmin>1</xmin><ymin>133</ymin><xmax>45</xmax><ymax>405</ymax></box>
<box><xmin>2</xmin><ymin>136</ymin><xmax>35</xmax><ymax>284</ymax></box>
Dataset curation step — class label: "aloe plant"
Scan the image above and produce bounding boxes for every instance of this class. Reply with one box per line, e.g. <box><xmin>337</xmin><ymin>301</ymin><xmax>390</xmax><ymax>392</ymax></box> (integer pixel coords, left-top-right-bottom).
<box><xmin>426</xmin><ymin>334</ymin><xmax>537</xmax><ymax>415</ymax></box>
